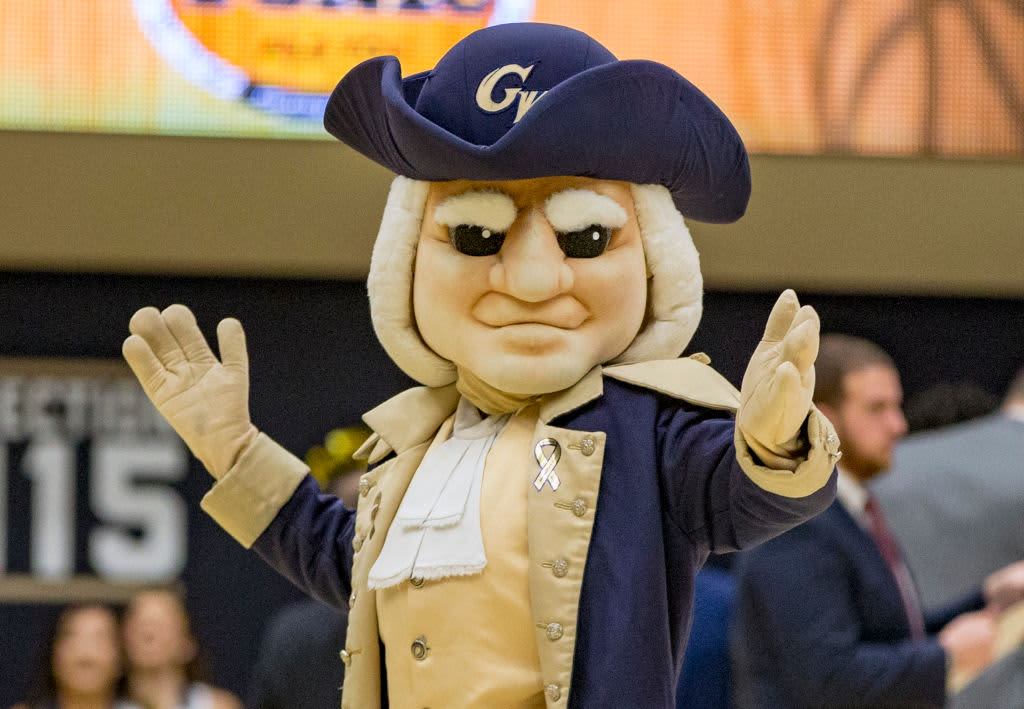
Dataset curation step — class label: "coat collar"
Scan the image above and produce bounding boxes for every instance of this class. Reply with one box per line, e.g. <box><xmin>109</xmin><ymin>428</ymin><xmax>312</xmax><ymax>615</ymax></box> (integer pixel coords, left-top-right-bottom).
<box><xmin>362</xmin><ymin>367</ymin><xmax>605</xmax><ymax>457</ymax></box>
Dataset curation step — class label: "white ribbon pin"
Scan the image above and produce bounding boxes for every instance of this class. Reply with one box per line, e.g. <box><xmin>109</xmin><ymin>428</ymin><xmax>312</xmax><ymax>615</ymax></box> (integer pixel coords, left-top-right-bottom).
<box><xmin>533</xmin><ymin>438</ymin><xmax>562</xmax><ymax>491</ymax></box>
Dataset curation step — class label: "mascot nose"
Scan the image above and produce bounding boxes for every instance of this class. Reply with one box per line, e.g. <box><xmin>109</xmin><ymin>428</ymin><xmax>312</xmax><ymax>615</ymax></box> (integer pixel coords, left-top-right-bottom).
<box><xmin>490</xmin><ymin>211</ymin><xmax>574</xmax><ymax>302</ymax></box>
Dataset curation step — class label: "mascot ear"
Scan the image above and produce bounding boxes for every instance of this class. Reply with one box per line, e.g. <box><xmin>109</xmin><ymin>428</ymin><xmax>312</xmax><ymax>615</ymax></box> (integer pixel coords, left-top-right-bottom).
<box><xmin>367</xmin><ymin>177</ymin><xmax>458</xmax><ymax>387</ymax></box>
<box><xmin>611</xmin><ymin>184</ymin><xmax>703</xmax><ymax>364</ymax></box>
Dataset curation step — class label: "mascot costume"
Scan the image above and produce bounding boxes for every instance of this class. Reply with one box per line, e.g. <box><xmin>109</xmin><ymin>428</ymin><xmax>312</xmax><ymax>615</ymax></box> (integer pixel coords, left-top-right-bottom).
<box><xmin>123</xmin><ymin>23</ymin><xmax>841</xmax><ymax>709</ymax></box>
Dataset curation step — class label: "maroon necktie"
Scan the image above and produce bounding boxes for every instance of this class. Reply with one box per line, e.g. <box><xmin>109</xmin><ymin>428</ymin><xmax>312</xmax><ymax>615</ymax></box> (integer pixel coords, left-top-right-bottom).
<box><xmin>864</xmin><ymin>495</ymin><xmax>926</xmax><ymax>640</ymax></box>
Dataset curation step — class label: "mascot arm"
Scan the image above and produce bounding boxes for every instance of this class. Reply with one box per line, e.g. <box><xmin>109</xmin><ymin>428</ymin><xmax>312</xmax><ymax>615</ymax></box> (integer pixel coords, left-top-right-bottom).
<box><xmin>203</xmin><ymin>437</ymin><xmax>356</xmax><ymax>607</ymax></box>
<box><xmin>607</xmin><ymin>349</ymin><xmax>838</xmax><ymax>552</ymax></box>
<box><xmin>123</xmin><ymin>305</ymin><xmax>355</xmax><ymax>604</ymax></box>
<box><xmin>653</xmin><ymin>400</ymin><xmax>836</xmax><ymax>553</ymax></box>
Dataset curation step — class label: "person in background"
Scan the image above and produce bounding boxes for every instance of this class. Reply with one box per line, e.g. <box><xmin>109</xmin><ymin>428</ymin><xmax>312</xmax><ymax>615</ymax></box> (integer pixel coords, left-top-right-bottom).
<box><xmin>902</xmin><ymin>380</ymin><xmax>999</xmax><ymax>434</ymax></box>
<box><xmin>675</xmin><ymin>555</ymin><xmax>737</xmax><ymax>709</ymax></box>
<box><xmin>248</xmin><ymin>425</ymin><xmax>371</xmax><ymax>709</ymax></box>
<box><xmin>875</xmin><ymin>367</ymin><xmax>1024</xmax><ymax>708</ymax></box>
<box><xmin>11</xmin><ymin>603</ymin><xmax>136</xmax><ymax>709</ymax></box>
<box><xmin>122</xmin><ymin>588</ymin><xmax>241</xmax><ymax>709</ymax></box>
<box><xmin>731</xmin><ymin>334</ymin><xmax>1024</xmax><ymax>708</ymax></box>
<box><xmin>875</xmin><ymin>367</ymin><xmax>1024</xmax><ymax>609</ymax></box>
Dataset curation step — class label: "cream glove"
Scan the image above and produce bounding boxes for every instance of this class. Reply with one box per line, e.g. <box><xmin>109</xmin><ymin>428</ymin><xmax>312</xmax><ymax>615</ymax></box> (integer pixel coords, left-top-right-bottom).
<box><xmin>122</xmin><ymin>304</ymin><xmax>258</xmax><ymax>479</ymax></box>
<box><xmin>737</xmin><ymin>289</ymin><xmax>819</xmax><ymax>471</ymax></box>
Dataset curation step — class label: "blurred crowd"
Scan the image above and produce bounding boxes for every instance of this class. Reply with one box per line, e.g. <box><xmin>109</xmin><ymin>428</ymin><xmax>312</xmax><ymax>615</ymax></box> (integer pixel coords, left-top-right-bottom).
<box><xmin>11</xmin><ymin>590</ymin><xmax>242</xmax><ymax>709</ymax></box>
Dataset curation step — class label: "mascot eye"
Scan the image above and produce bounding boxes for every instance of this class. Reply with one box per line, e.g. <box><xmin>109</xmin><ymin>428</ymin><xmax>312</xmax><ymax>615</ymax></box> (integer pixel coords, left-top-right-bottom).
<box><xmin>557</xmin><ymin>225</ymin><xmax>612</xmax><ymax>258</ymax></box>
<box><xmin>449</xmin><ymin>224</ymin><xmax>506</xmax><ymax>256</ymax></box>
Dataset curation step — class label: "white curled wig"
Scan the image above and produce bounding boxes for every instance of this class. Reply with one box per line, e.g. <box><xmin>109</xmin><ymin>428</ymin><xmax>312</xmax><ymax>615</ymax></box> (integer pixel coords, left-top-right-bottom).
<box><xmin>366</xmin><ymin>176</ymin><xmax>703</xmax><ymax>388</ymax></box>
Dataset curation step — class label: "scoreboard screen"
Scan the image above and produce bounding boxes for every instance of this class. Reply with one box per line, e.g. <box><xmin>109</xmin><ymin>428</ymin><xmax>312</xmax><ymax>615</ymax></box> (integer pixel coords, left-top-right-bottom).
<box><xmin>0</xmin><ymin>0</ymin><xmax>1021</xmax><ymax>156</ymax></box>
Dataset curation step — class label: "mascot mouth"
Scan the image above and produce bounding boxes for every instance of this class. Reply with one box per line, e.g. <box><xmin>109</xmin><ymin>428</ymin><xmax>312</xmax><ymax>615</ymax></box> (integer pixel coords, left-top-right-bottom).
<box><xmin>472</xmin><ymin>294</ymin><xmax>587</xmax><ymax>329</ymax></box>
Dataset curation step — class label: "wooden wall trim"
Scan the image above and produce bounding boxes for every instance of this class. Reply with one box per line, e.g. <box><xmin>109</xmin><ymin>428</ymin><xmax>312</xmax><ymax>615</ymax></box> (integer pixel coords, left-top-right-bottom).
<box><xmin>2</xmin><ymin>130</ymin><xmax>1021</xmax><ymax>295</ymax></box>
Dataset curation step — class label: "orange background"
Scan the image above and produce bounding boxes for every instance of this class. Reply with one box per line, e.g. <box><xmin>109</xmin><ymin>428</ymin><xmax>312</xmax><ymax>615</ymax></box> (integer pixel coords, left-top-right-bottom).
<box><xmin>1</xmin><ymin>0</ymin><xmax>1021</xmax><ymax>155</ymax></box>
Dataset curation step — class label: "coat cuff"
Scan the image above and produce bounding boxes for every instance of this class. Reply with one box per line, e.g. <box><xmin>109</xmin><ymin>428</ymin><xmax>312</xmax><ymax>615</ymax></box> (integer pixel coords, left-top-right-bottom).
<box><xmin>200</xmin><ymin>432</ymin><xmax>309</xmax><ymax>548</ymax></box>
<box><xmin>734</xmin><ymin>406</ymin><xmax>840</xmax><ymax>498</ymax></box>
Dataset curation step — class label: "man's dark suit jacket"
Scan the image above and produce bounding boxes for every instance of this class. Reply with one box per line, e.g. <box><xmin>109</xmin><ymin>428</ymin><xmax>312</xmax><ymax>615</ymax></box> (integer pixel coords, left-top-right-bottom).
<box><xmin>731</xmin><ymin>500</ymin><xmax>984</xmax><ymax>708</ymax></box>
<box><xmin>248</xmin><ymin>599</ymin><xmax>348</xmax><ymax>709</ymax></box>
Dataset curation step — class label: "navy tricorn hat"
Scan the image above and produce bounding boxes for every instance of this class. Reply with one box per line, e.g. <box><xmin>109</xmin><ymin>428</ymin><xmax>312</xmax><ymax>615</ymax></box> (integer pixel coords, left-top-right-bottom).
<box><xmin>325</xmin><ymin>22</ymin><xmax>750</xmax><ymax>223</ymax></box>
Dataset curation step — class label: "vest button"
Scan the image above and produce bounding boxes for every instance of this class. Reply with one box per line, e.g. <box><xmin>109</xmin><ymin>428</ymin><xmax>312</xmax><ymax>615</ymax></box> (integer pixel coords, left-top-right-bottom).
<box><xmin>551</xmin><ymin>559</ymin><xmax>569</xmax><ymax>578</ymax></box>
<box><xmin>578</xmin><ymin>436</ymin><xmax>596</xmax><ymax>456</ymax></box>
<box><xmin>545</xmin><ymin>683</ymin><xmax>562</xmax><ymax>701</ymax></box>
<box><xmin>410</xmin><ymin>576</ymin><xmax>425</xmax><ymax>588</ymax></box>
<box><xmin>571</xmin><ymin>498</ymin><xmax>587</xmax><ymax>517</ymax></box>
<box><xmin>411</xmin><ymin>635</ymin><xmax>430</xmax><ymax>660</ymax></box>
<box><xmin>545</xmin><ymin>622</ymin><xmax>564</xmax><ymax>641</ymax></box>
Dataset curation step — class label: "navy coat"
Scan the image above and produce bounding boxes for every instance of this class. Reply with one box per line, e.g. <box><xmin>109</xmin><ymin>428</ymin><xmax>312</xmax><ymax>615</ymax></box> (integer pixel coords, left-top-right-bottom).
<box><xmin>251</xmin><ymin>376</ymin><xmax>837</xmax><ymax>708</ymax></box>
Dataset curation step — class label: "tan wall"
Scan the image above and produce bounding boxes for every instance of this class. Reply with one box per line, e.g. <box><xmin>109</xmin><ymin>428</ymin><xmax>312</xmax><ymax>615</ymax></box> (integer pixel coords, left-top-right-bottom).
<box><xmin>2</xmin><ymin>130</ymin><xmax>1021</xmax><ymax>295</ymax></box>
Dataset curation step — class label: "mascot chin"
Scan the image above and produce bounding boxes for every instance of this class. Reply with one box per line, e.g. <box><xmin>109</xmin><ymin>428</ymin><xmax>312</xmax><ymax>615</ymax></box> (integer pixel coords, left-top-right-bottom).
<box><xmin>123</xmin><ymin>22</ymin><xmax>841</xmax><ymax>709</ymax></box>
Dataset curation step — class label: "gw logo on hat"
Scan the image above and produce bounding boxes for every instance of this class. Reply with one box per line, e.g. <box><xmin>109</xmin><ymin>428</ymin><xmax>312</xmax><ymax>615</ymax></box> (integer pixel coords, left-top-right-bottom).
<box><xmin>475</xmin><ymin>64</ymin><xmax>547</xmax><ymax>123</ymax></box>
<box><xmin>326</xmin><ymin>22</ymin><xmax>751</xmax><ymax>224</ymax></box>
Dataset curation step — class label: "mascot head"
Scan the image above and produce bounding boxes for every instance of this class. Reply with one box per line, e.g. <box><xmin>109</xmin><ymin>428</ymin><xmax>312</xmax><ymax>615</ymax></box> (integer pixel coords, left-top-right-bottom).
<box><xmin>325</xmin><ymin>23</ymin><xmax>750</xmax><ymax>397</ymax></box>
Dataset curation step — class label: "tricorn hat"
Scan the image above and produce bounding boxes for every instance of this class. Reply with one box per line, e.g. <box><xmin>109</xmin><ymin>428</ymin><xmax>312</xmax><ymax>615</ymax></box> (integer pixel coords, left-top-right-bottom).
<box><xmin>325</xmin><ymin>22</ymin><xmax>750</xmax><ymax>223</ymax></box>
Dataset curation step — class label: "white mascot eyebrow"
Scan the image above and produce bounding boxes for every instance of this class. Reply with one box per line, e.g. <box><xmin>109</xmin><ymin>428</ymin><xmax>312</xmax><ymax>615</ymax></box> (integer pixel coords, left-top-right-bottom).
<box><xmin>433</xmin><ymin>191</ymin><xmax>517</xmax><ymax>232</ymax></box>
<box><xmin>544</xmin><ymin>189</ymin><xmax>628</xmax><ymax>233</ymax></box>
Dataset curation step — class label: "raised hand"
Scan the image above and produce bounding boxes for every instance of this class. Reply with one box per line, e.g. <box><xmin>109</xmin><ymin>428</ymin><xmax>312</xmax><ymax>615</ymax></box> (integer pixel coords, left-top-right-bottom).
<box><xmin>122</xmin><ymin>305</ymin><xmax>258</xmax><ymax>479</ymax></box>
<box><xmin>737</xmin><ymin>289</ymin><xmax>820</xmax><ymax>466</ymax></box>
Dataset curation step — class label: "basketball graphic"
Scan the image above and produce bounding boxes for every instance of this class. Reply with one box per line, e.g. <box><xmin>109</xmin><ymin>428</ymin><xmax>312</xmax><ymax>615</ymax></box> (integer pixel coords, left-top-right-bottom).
<box><xmin>813</xmin><ymin>0</ymin><xmax>1024</xmax><ymax>156</ymax></box>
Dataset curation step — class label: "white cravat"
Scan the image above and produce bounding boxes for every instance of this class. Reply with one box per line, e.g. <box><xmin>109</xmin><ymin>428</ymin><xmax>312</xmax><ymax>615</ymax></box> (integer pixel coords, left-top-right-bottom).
<box><xmin>367</xmin><ymin>398</ymin><xmax>510</xmax><ymax>589</ymax></box>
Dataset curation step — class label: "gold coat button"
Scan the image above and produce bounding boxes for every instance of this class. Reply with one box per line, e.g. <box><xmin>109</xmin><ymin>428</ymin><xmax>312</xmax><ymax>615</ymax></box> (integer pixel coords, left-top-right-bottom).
<box><xmin>339</xmin><ymin>649</ymin><xmax>353</xmax><ymax>667</ymax></box>
<box><xmin>542</xmin><ymin>559</ymin><xmax>570</xmax><ymax>577</ymax></box>
<box><xmin>352</xmin><ymin>534</ymin><xmax>363</xmax><ymax>552</ymax></box>
<box><xmin>578</xmin><ymin>436</ymin><xmax>596</xmax><ymax>456</ymax></box>
<box><xmin>545</xmin><ymin>622</ymin><xmax>564</xmax><ymax>641</ymax></box>
<box><xmin>348</xmin><ymin>591</ymin><xmax>357</xmax><ymax>609</ymax></box>
<box><xmin>358</xmin><ymin>476</ymin><xmax>372</xmax><ymax>497</ymax></box>
<box><xmin>411</xmin><ymin>635</ymin><xmax>430</xmax><ymax>660</ymax></box>
<box><xmin>410</xmin><ymin>576</ymin><xmax>425</xmax><ymax>588</ymax></box>
<box><xmin>545</xmin><ymin>684</ymin><xmax>562</xmax><ymax>701</ymax></box>
<box><xmin>571</xmin><ymin>498</ymin><xmax>587</xmax><ymax>517</ymax></box>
